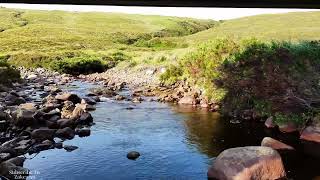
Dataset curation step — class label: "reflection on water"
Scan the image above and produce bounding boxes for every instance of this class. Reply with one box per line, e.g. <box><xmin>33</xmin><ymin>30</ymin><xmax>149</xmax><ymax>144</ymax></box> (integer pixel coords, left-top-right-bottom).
<box><xmin>172</xmin><ymin>105</ymin><xmax>269</xmax><ymax>157</ymax></box>
<box><xmin>24</xmin><ymin>82</ymin><xmax>319</xmax><ymax>180</ymax></box>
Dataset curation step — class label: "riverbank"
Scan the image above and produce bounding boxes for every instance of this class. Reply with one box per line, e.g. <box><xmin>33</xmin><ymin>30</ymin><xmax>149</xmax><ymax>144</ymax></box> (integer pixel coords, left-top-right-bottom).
<box><xmin>0</xmin><ymin>67</ymin><xmax>319</xmax><ymax>179</ymax></box>
<box><xmin>0</xmin><ymin>68</ymin><xmax>101</xmax><ymax>179</ymax></box>
<box><xmin>79</xmin><ymin>65</ymin><xmax>320</xmax><ymax>179</ymax></box>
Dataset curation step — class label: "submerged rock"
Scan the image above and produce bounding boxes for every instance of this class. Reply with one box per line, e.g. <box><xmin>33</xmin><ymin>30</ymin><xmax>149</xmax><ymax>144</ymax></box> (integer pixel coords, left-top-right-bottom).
<box><xmin>132</xmin><ymin>97</ymin><xmax>143</xmax><ymax>103</ymax></box>
<box><xmin>115</xmin><ymin>95</ymin><xmax>126</xmax><ymax>101</ymax></box>
<box><xmin>63</xmin><ymin>145</ymin><xmax>78</xmax><ymax>152</ymax></box>
<box><xmin>207</xmin><ymin>146</ymin><xmax>286</xmax><ymax>180</ymax></box>
<box><xmin>127</xmin><ymin>151</ymin><xmax>140</xmax><ymax>160</ymax></box>
<box><xmin>76</xmin><ymin>128</ymin><xmax>91</xmax><ymax>137</ymax></box>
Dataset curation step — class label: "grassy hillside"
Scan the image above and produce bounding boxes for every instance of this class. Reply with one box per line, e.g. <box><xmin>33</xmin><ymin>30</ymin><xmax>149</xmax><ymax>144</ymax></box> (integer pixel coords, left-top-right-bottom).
<box><xmin>0</xmin><ymin>8</ymin><xmax>320</xmax><ymax>72</ymax></box>
<box><xmin>183</xmin><ymin>11</ymin><xmax>320</xmax><ymax>44</ymax></box>
<box><xmin>0</xmin><ymin>7</ymin><xmax>215</xmax><ymax>69</ymax></box>
<box><xmin>0</xmin><ymin>8</ymin><xmax>214</xmax><ymax>52</ymax></box>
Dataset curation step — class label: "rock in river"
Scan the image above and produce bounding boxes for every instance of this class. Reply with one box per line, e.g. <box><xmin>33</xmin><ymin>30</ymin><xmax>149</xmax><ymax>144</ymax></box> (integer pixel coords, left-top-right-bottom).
<box><xmin>12</xmin><ymin>108</ymin><xmax>36</xmax><ymax>127</ymax></box>
<box><xmin>261</xmin><ymin>137</ymin><xmax>294</xmax><ymax>151</ymax></box>
<box><xmin>31</xmin><ymin>128</ymin><xmax>56</xmax><ymax>141</ymax></box>
<box><xmin>55</xmin><ymin>127</ymin><xmax>75</xmax><ymax>140</ymax></box>
<box><xmin>207</xmin><ymin>146</ymin><xmax>286</xmax><ymax>180</ymax></box>
<box><xmin>57</xmin><ymin>118</ymin><xmax>75</xmax><ymax>128</ymax></box>
<box><xmin>81</xmin><ymin>98</ymin><xmax>96</xmax><ymax>105</ymax></box>
<box><xmin>76</xmin><ymin>128</ymin><xmax>91</xmax><ymax>137</ymax></box>
<box><xmin>127</xmin><ymin>151</ymin><xmax>140</xmax><ymax>160</ymax></box>
<box><xmin>55</xmin><ymin>93</ymin><xmax>81</xmax><ymax>104</ymax></box>
<box><xmin>63</xmin><ymin>145</ymin><xmax>78</xmax><ymax>152</ymax></box>
<box><xmin>76</xmin><ymin>112</ymin><xmax>93</xmax><ymax>125</ymax></box>
<box><xmin>300</xmin><ymin>125</ymin><xmax>320</xmax><ymax>143</ymax></box>
<box><xmin>178</xmin><ymin>95</ymin><xmax>197</xmax><ymax>105</ymax></box>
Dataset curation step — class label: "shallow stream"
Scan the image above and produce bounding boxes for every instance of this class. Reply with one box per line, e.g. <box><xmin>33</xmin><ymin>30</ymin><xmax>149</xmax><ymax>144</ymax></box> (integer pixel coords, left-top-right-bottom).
<box><xmin>24</xmin><ymin>81</ymin><xmax>320</xmax><ymax>180</ymax></box>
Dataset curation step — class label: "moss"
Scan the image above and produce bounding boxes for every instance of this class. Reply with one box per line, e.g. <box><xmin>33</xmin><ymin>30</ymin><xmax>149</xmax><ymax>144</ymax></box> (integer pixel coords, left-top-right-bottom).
<box><xmin>273</xmin><ymin>113</ymin><xmax>306</xmax><ymax>126</ymax></box>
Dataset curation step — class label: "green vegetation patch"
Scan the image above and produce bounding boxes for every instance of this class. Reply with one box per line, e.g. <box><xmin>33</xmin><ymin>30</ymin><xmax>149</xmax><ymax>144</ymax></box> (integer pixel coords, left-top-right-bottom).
<box><xmin>0</xmin><ymin>55</ymin><xmax>20</xmax><ymax>85</ymax></box>
<box><xmin>161</xmin><ymin>39</ymin><xmax>320</xmax><ymax>125</ymax></box>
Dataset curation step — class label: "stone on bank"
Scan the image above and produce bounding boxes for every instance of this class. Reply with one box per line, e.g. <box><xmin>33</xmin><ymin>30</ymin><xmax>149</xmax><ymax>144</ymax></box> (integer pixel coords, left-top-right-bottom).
<box><xmin>207</xmin><ymin>146</ymin><xmax>286</xmax><ymax>180</ymax></box>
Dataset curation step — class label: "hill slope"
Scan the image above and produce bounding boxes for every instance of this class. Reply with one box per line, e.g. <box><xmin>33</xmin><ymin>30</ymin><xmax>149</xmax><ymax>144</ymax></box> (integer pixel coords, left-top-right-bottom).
<box><xmin>0</xmin><ymin>8</ymin><xmax>320</xmax><ymax>69</ymax></box>
<box><xmin>0</xmin><ymin>8</ymin><xmax>215</xmax><ymax>52</ymax></box>
<box><xmin>183</xmin><ymin>11</ymin><xmax>320</xmax><ymax>44</ymax></box>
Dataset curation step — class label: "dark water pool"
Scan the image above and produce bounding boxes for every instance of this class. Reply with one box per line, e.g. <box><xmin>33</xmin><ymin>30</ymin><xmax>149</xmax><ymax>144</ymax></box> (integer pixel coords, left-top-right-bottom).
<box><xmin>24</xmin><ymin>82</ymin><xmax>320</xmax><ymax>180</ymax></box>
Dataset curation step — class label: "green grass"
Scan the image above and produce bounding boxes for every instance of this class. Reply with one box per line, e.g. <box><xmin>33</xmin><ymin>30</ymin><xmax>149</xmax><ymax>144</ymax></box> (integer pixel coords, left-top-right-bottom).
<box><xmin>183</xmin><ymin>11</ymin><xmax>320</xmax><ymax>44</ymax></box>
<box><xmin>161</xmin><ymin>39</ymin><xmax>320</xmax><ymax>124</ymax></box>
<box><xmin>1</xmin><ymin>8</ymin><xmax>320</xmax><ymax>72</ymax></box>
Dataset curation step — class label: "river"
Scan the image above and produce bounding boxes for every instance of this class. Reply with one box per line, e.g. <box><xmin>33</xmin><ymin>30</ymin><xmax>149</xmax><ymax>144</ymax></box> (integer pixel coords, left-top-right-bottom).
<box><xmin>23</xmin><ymin>81</ymin><xmax>320</xmax><ymax>180</ymax></box>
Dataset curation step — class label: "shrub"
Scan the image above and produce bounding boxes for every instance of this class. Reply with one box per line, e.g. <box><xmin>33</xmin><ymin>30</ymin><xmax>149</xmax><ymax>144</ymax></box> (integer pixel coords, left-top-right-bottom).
<box><xmin>160</xmin><ymin>65</ymin><xmax>183</xmax><ymax>85</ymax></box>
<box><xmin>161</xmin><ymin>38</ymin><xmax>320</xmax><ymax>124</ymax></box>
<box><xmin>50</xmin><ymin>57</ymin><xmax>106</xmax><ymax>75</ymax></box>
<box><xmin>0</xmin><ymin>58</ymin><xmax>20</xmax><ymax>85</ymax></box>
<box><xmin>134</xmin><ymin>37</ymin><xmax>180</xmax><ymax>49</ymax></box>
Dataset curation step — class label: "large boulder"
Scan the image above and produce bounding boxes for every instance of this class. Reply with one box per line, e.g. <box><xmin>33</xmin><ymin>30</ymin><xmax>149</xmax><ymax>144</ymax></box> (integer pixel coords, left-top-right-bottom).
<box><xmin>207</xmin><ymin>146</ymin><xmax>286</xmax><ymax>180</ymax></box>
<box><xmin>0</xmin><ymin>161</ymin><xmax>29</xmax><ymax>179</ymax></box>
<box><xmin>55</xmin><ymin>127</ymin><xmax>75</xmax><ymax>139</ymax></box>
<box><xmin>300</xmin><ymin>125</ymin><xmax>320</xmax><ymax>143</ymax></box>
<box><xmin>261</xmin><ymin>137</ymin><xmax>294</xmax><ymax>151</ymax></box>
<box><xmin>55</xmin><ymin>93</ymin><xmax>81</xmax><ymax>104</ymax></box>
<box><xmin>178</xmin><ymin>93</ymin><xmax>198</xmax><ymax>105</ymax></box>
<box><xmin>31</xmin><ymin>128</ymin><xmax>56</xmax><ymax>141</ymax></box>
<box><xmin>61</xmin><ymin>101</ymin><xmax>75</xmax><ymax>119</ymax></box>
<box><xmin>71</xmin><ymin>104</ymin><xmax>86</xmax><ymax>119</ymax></box>
<box><xmin>76</xmin><ymin>112</ymin><xmax>93</xmax><ymax>125</ymax></box>
<box><xmin>19</xmin><ymin>103</ymin><xmax>37</xmax><ymax>112</ymax></box>
<box><xmin>57</xmin><ymin>119</ymin><xmax>75</xmax><ymax>128</ymax></box>
<box><xmin>12</xmin><ymin>108</ymin><xmax>36</xmax><ymax>127</ymax></box>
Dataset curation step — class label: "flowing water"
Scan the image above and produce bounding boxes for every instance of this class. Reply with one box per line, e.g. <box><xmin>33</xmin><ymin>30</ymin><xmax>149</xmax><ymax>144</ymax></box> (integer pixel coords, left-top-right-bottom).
<box><xmin>24</xmin><ymin>81</ymin><xmax>320</xmax><ymax>180</ymax></box>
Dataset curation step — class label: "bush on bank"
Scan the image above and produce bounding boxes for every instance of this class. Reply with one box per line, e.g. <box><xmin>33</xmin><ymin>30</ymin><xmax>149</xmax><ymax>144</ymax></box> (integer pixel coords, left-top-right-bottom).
<box><xmin>161</xmin><ymin>38</ymin><xmax>320</xmax><ymax>125</ymax></box>
<box><xmin>5</xmin><ymin>50</ymin><xmax>130</xmax><ymax>75</ymax></box>
<box><xmin>0</xmin><ymin>56</ymin><xmax>20</xmax><ymax>85</ymax></box>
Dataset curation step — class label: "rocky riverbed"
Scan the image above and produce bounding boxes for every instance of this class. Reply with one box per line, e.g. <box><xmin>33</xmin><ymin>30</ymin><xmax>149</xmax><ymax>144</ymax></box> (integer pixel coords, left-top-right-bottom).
<box><xmin>0</xmin><ymin>68</ymin><xmax>101</xmax><ymax>179</ymax></box>
<box><xmin>0</xmin><ymin>67</ymin><xmax>320</xmax><ymax>179</ymax></box>
<box><xmin>79</xmin><ymin>67</ymin><xmax>320</xmax><ymax>179</ymax></box>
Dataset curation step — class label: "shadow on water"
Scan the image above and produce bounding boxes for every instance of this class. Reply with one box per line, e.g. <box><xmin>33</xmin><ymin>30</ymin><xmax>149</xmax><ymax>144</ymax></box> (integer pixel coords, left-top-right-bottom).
<box><xmin>171</xmin><ymin>105</ymin><xmax>320</xmax><ymax>180</ymax></box>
